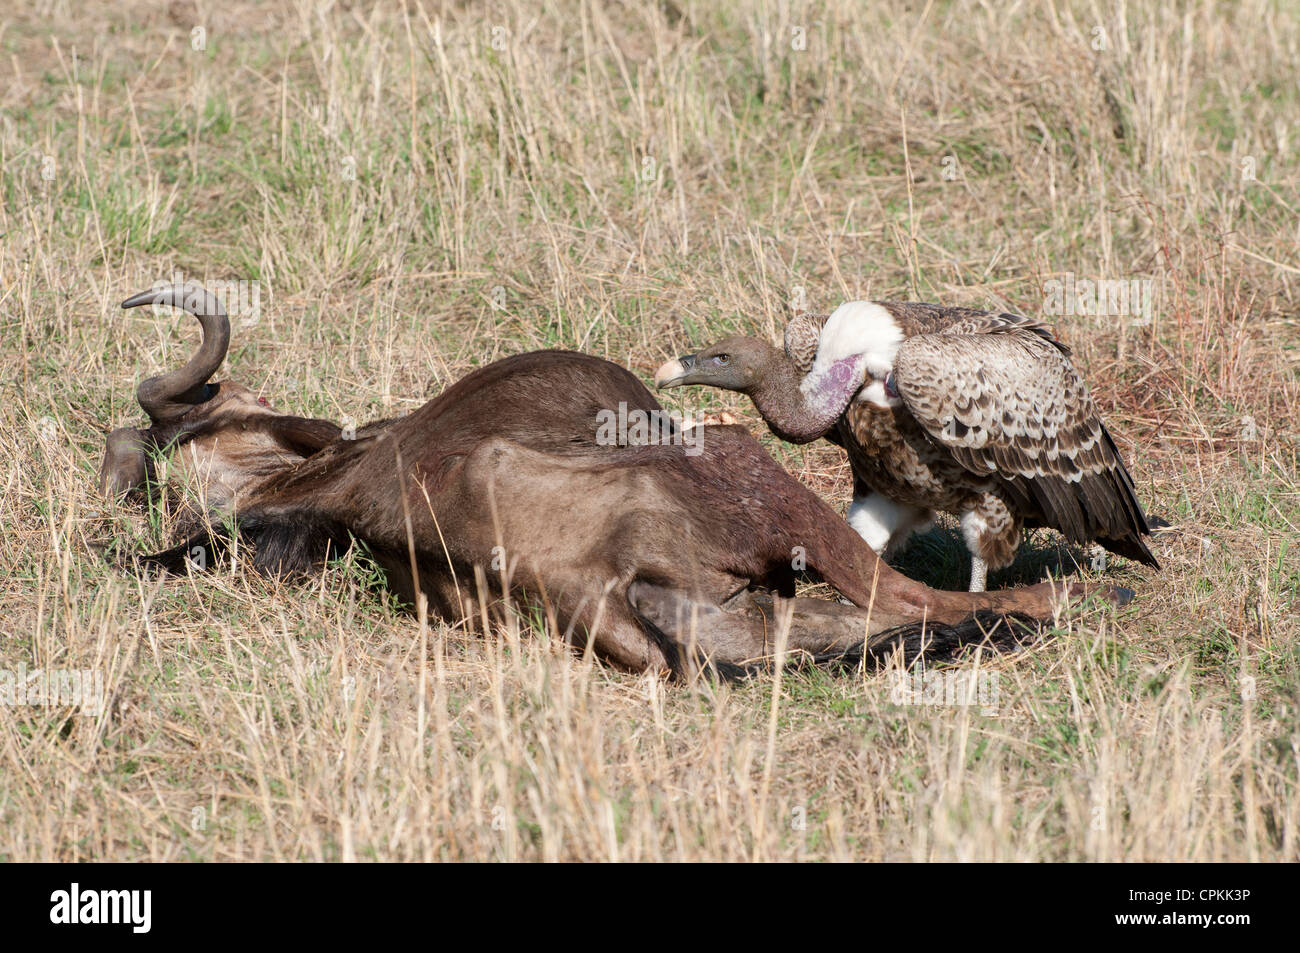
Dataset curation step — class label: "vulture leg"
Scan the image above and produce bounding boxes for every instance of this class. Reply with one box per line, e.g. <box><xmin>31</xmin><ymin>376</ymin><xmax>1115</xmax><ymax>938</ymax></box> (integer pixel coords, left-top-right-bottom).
<box><xmin>960</xmin><ymin>496</ymin><xmax>1022</xmax><ymax>593</ymax></box>
<box><xmin>885</xmin><ymin>506</ymin><xmax>935</xmax><ymax>556</ymax></box>
<box><xmin>846</xmin><ymin>491</ymin><xmax>932</xmax><ymax>557</ymax></box>
<box><xmin>847</xmin><ymin>490</ymin><xmax>913</xmax><ymax>553</ymax></box>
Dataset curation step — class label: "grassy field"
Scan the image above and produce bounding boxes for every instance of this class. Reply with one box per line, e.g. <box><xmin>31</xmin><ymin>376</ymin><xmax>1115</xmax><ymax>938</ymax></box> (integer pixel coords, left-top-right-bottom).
<box><xmin>1</xmin><ymin>0</ymin><xmax>1297</xmax><ymax>861</ymax></box>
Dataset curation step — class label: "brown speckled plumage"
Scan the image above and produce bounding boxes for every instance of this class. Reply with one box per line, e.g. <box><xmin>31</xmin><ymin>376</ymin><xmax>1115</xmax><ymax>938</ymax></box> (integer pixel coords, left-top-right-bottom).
<box><xmin>782</xmin><ymin>303</ymin><xmax>1157</xmax><ymax>580</ymax></box>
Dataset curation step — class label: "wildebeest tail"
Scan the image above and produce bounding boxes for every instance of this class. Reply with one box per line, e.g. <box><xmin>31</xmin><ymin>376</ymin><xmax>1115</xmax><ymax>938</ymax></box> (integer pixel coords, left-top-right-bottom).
<box><xmin>137</xmin><ymin>513</ymin><xmax>346</xmax><ymax>578</ymax></box>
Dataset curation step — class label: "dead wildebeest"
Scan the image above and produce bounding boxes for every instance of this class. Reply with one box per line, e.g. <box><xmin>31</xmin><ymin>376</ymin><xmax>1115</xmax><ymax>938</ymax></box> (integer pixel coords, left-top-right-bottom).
<box><xmin>102</xmin><ymin>284</ymin><xmax>1127</xmax><ymax>678</ymax></box>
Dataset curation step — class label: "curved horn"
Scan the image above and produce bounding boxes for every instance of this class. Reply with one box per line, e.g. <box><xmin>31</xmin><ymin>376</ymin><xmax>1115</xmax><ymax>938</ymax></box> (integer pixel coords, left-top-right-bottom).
<box><xmin>124</xmin><ymin>283</ymin><xmax>230</xmax><ymax>424</ymax></box>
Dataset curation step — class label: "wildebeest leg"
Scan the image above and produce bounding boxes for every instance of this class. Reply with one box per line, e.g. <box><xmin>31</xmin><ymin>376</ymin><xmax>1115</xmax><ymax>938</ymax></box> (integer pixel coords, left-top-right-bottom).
<box><xmin>493</xmin><ymin>569</ymin><xmax>675</xmax><ymax>674</ymax></box>
<box><xmin>436</xmin><ymin>553</ymin><xmax>676</xmax><ymax>670</ymax></box>
<box><xmin>560</xmin><ymin>589</ymin><xmax>674</xmax><ymax>675</ymax></box>
<box><xmin>735</xmin><ymin>590</ymin><xmax>1037</xmax><ymax>669</ymax></box>
<box><xmin>627</xmin><ymin>581</ymin><xmax>1036</xmax><ymax>674</ymax></box>
<box><xmin>627</xmin><ymin>580</ymin><xmax>895</xmax><ymax>666</ymax></box>
<box><xmin>99</xmin><ymin>427</ymin><xmax>150</xmax><ymax>497</ymax></box>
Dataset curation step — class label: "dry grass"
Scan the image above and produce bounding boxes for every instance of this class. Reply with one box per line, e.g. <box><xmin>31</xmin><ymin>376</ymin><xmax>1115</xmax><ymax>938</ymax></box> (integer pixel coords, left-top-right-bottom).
<box><xmin>1</xmin><ymin>0</ymin><xmax>1297</xmax><ymax>861</ymax></box>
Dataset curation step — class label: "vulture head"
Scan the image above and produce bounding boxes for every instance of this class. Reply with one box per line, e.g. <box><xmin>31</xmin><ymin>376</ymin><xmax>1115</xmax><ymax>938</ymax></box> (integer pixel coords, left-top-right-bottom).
<box><xmin>653</xmin><ymin>335</ymin><xmax>775</xmax><ymax>394</ymax></box>
<box><xmin>654</xmin><ymin>333</ymin><xmax>867</xmax><ymax>445</ymax></box>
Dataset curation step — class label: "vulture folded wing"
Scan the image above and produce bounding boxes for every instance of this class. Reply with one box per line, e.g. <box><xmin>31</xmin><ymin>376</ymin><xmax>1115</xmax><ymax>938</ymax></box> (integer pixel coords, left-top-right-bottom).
<box><xmin>893</xmin><ymin>325</ymin><xmax>1157</xmax><ymax>566</ymax></box>
<box><xmin>925</xmin><ymin>309</ymin><xmax>1071</xmax><ymax>351</ymax></box>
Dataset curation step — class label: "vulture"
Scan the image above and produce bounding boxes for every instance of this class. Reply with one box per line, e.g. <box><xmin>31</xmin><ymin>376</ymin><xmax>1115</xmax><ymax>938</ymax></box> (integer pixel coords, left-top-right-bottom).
<box><xmin>654</xmin><ymin>300</ymin><xmax>1158</xmax><ymax>591</ymax></box>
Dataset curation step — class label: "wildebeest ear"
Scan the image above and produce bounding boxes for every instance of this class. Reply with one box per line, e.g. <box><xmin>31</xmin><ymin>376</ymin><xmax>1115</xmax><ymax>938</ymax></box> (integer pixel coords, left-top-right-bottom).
<box><xmin>99</xmin><ymin>427</ymin><xmax>150</xmax><ymax>497</ymax></box>
<box><xmin>267</xmin><ymin>416</ymin><xmax>344</xmax><ymax>456</ymax></box>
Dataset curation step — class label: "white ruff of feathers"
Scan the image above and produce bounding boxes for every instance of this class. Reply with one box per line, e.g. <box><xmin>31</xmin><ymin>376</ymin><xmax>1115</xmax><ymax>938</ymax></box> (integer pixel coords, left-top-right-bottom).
<box><xmin>808</xmin><ymin>301</ymin><xmax>904</xmax><ymax>379</ymax></box>
<box><xmin>799</xmin><ymin>300</ymin><xmax>904</xmax><ymax>415</ymax></box>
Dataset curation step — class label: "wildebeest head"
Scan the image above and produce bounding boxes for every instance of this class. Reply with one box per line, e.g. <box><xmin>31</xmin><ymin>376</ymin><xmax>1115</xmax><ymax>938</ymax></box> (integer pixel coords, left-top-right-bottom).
<box><xmin>99</xmin><ymin>283</ymin><xmax>341</xmax><ymax>515</ymax></box>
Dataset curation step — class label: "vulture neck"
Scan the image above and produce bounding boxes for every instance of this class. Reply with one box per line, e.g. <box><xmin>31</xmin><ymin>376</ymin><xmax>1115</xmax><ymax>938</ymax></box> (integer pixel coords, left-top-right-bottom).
<box><xmin>744</xmin><ymin>345</ymin><xmax>864</xmax><ymax>445</ymax></box>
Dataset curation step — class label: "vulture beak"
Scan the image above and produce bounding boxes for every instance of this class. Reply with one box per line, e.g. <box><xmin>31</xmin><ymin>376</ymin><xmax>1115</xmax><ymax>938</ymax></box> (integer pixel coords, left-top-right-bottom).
<box><xmin>653</xmin><ymin>354</ymin><xmax>697</xmax><ymax>390</ymax></box>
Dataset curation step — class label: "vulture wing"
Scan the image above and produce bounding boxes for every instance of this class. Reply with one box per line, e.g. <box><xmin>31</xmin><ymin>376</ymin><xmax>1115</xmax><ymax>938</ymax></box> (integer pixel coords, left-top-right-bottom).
<box><xmin>893</xmin><ymin>315</ymin><xmax>1157</xmax><ymax>566</ymax></box>
<box><xmin>783</xmin><ymin>311</ymin><xmax>830</xmax><ymax>374</ymax></box>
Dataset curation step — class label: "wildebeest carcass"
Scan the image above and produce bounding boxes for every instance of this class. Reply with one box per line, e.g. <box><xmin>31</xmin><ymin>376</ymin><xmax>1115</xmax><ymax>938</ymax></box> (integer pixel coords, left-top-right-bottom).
<box><xmin>102</xmin><ymin>284</ymin><xmax>1124</xmax><ymax>677</ymax></box>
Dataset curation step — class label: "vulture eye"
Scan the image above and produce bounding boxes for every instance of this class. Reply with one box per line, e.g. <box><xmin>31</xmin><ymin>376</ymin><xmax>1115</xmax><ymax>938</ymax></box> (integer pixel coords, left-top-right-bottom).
<box><xmin>710</xmin><ymin>354</ymin><xmax>730</xmax><ymax>367</ymax></box>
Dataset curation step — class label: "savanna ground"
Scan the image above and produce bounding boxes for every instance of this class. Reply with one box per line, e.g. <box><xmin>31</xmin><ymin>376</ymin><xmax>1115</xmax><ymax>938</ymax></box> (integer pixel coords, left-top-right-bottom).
<box><xmin>1</xmin><ymin>0</ymin><xmax>1297</xmax><ymax>862</ymax></box>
